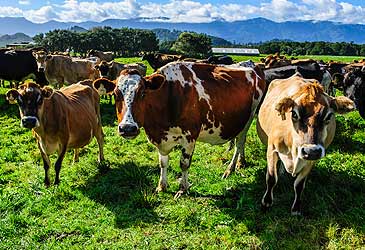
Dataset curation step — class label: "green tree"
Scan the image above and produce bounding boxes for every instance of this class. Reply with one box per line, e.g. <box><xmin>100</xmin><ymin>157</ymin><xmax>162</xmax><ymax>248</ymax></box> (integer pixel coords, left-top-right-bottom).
<box><xmin>172</xmin><ymin>32</ymin><xmax>212</xmax><ymax>58</ymax></box>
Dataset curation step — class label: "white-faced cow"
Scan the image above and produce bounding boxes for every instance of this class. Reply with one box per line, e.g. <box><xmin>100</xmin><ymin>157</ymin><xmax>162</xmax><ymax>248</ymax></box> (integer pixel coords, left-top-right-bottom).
<box><xmin>33</xmin><ymin>51</ymin><xmax>97</xmax><ymax>88</ymax></box>
<box><xmin>257</xmin><ymin>73</ymin><xmax>354</xmax><ymax>215</ymax></box>
<box><xmin>6</xmin><ymin>81</ymin><xmax>104</xmax><ymax>186</ymax></box>
<box><xmin>93</xmin><ymin>61</ymin><xmax>266</xmax><ymax>198</ymax></box>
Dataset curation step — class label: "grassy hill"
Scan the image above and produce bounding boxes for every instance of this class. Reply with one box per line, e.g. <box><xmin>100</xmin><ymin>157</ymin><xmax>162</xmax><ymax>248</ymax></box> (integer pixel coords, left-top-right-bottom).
<box><xmin>0</xmin><ymin>57</ymin><xmax>364</xmax><ymax>249</ymax></box>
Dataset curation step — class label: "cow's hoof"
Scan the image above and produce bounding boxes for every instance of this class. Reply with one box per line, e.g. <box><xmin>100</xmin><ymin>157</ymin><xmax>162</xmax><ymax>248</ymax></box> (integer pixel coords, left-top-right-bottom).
<box><xmin>291</xmin><ymin>210</ymin><xmax>302</xmax><ymax>216</ymax></box>
<box><xmin>222</xmin><ymin>170</ymin><xmax>231</xmax><ymax>179</ymax></box>
<box><xmin>261</xmin><ymin>198</ymin><xmax>273</xmax><ymax>211</ymax></box>
<box><xmin>156</xmin><ymin>183</ymin><xmax>168</xmax><ymax>193</ymax></box>
<box><xmin>174</xmin><ymin>190</ymin><xmax>185</xmax><ymax>200</ymax></box>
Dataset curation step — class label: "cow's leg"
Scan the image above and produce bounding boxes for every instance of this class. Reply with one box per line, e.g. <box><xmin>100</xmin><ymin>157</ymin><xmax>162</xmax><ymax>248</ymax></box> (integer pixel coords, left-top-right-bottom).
<box><xmin>95</xmin><ymin>128</ymin><xmax>105</xmax><ymax>163</ymax></box>
<box><xmin>222</xmin><ymin>114</ymin><xmax>255</xmax><ymax>178</ymax></box>
<box><xmin>261</xmin><ymin>144</ymin><xmax>279</xmax><ymax>209</ymax></box>
<box><xmin>73</xmin><ymin>149</ymin><xmax>79</xmax><ymax>163</ymax></box>
<box><xmin>291</xmin><ymin>165</ymin><xmax>313</xmax><ymax>215</ymax></box>
<box><xmin>174</xmin><ymin>142</ymin><xmax>195</xmax><ymax>199</ymax></box>
<box><xmin>37</xmin><ymin>142</ymin><xmax>51</xmax><ymax>187</ymax></box>
<box><xmin>156</xmin><ymin>153</ymin><xmax>169</xmax><ymax>192</ymax></box>
<box><xmin>54</xmin><ymin>145</ymin><xmax>67</xmax><ymax>185</ymax></box>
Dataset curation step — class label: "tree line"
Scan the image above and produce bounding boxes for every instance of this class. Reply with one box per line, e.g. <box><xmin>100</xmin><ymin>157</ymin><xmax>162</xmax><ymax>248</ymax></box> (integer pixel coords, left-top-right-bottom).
<box><xmin>239</xmin><ymin>40</ymin><xmax>365</xmax><ymax>56</ymax></box>
<box><xmin>33</xmin><ymin>27</ymin><xmax>159</xmax><ymax>57</ymax></box>
<box><xmin>33</xmin><ymin>27</ymin><xmax>213</xmax><ymax>58</ymax></box>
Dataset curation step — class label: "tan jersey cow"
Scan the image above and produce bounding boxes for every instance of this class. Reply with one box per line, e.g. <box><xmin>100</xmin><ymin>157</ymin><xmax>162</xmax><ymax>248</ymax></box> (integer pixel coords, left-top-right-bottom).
<box><xmin>6</xmin><ymin>80</ymin><xmax>104</xmax><ymax>186</ymax></box>
<box><xmin>33</xmin><ymin>51</ymin><xmax>97</xmax><ymax>88</ymax></box>
<box><xmin>256</xmin><ymin>73</ymin><xmax>354</xmax><ymax>215</ymax></box>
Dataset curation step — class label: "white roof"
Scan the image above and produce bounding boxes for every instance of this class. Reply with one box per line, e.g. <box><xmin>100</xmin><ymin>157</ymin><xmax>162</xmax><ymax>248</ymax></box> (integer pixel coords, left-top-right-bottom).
<box><xmin>212</xmin><ymin>48</ymin><xmax>260</xmax><ymax>54</ymax></box>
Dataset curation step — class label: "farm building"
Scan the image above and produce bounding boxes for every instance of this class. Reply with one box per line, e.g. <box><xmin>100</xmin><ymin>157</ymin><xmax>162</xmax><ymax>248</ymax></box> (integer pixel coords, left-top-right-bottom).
<box><xmin>212</xmin><ymin>47</ymin><xmax>260</xmax><ymax>56</ymax></box>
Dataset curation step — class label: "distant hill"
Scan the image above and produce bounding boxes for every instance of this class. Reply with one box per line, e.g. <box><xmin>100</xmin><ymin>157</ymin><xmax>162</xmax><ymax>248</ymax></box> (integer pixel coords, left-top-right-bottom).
<box><xmin>0</xmin><ymin>32</ymin><xmax>32</xmax><ymax>47</ymax></box>
<box><xmin>1</xmin><ymin>17</ymin><xmax>365</xmax><ymax>43</ymax></box>
<box><xmin>152</xmin><ymin>28</ymin><xmax>232</xmax><ymax>46</ymax></box>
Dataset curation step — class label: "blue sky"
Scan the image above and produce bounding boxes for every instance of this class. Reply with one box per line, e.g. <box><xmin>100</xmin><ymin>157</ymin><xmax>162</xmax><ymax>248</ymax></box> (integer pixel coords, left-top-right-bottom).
<box><xmin>1</xmin><ymin>0</ymin><xmax>365</xmax><ymax>23</ymax></box>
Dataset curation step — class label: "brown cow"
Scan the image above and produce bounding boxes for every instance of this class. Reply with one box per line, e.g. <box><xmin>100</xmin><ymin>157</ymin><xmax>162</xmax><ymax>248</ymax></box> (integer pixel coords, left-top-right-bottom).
<box><xmin>256</xmin><ymin>73</ymin><xmax>354</xmax><ymax>215</ymax></box>
<box><xmin>6</xmin><ymin>80</ymin><xmax>104</xmax><ymax>186</ymax></box>
<box><xmin>93</xmin><ymin>62</ymin><xmax>266</xmax><ymax>198</ymax></box>
<box><xmin>87</xmin><ymin>49</ymin><xmax>114</xmax><ymax>62</ymax></box>
<box><xmin>141</xmin><ymin>52</ymin><xmax>185</xmax><ymax>71</ymax></box>
<box><xmin>95</xmin><ymin>60</ymin><xmax>147</xmax><ymax>79</ymax></box>
<box><xmin>33</xmin><ymin>51</ymin><xmax>97</xmax><ymax>88</ymax></box>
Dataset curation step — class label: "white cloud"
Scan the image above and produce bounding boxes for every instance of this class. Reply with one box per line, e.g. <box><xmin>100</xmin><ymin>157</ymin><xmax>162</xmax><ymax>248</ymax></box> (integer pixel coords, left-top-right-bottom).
<box><xmin>0</xmin><ymin>6</ymin><xmax>23</xmax><ymax>17</ymax></box>
<box><xmin>17</xmin><ymin>0</ymin><xmax>365</xmax><ymax>24</ymax></box>
<box><xmin>19</xmin><ymin>0</ymin><xmax>31</xmax><ymax>5</ymax></box>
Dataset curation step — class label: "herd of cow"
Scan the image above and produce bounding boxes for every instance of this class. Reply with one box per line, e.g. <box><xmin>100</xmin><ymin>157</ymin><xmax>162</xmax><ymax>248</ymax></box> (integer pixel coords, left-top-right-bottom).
<box><xmin>2</xmin><ymin>48</ymin><xmax>364</xmax><ymax>215</ymax></box>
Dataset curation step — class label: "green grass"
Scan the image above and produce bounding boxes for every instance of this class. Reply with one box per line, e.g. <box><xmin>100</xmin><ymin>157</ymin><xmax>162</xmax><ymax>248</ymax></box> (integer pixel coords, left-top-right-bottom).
<box><xmin>0</xmin><ymin>56</ymin><xmax>365</xmax><ymax>249</ymax></box>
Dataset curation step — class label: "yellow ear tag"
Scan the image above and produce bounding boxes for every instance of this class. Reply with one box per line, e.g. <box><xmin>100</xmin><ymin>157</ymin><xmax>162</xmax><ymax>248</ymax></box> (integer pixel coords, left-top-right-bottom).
<box><xmin>7</xmin><ymin>94</ymin><xmax>17</xmax><ymax>104</ymax></box>
<box><xmin>98</xmin><ymin>84</ymin><xmax>107</xmax><ymax>95</ymax></box>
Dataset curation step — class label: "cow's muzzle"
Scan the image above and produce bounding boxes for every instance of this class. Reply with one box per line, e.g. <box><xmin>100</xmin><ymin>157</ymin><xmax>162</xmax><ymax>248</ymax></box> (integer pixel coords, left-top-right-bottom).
<box><xmin>299</xmin><ymin>144</ymin><xmax>325</xmax><ymax>161</ymax></box>
<box><xmin>38</xmin><ymin>67</ymin><xmax>45</xmax><ymax>72</ymax></box>
<box><xmin>118</xmin><ymin>123</ymin><xmax>139</xmax><ymax>139</ymax></box>
<box><xmin>21</xmin><ymin>116</ymin><xmax>39</xmax><ymax>129</ymax></box>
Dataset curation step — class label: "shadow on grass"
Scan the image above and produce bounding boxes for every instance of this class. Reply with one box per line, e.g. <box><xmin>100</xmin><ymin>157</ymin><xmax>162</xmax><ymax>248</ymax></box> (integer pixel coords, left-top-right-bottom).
<box><xmin>80</xmin><ymin>161</ymin><xmax>161</xmax><ymax>229</ymax></box>
<box><xmin>202</xmin><ymin>166</ymin><xmax>365</xmax><ymax>248</ymax></box>
<box><xmin>99</xmin><ymin>100</ymin><xmax>117</xmax><ymax>127</ymax></box>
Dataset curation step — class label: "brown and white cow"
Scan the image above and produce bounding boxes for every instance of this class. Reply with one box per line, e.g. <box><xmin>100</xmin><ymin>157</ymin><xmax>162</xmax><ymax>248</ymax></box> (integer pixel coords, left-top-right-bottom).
<box><xmin>33</xmin><ymin>51</ymin><xmax>97</xmax><ymax>88</ymax></box>
<box><xmin>256</xmin><ymin>73</ymin><xmax>354</xmax><ymax>215</ymax></box>
<box><xmin>93</xmin><ymin>61</ymin><xmax>266</xmax><ymax>198</ymax></box>
<box><xmin>6</xmin><ymin>80</ymin><xmax>104</xmax><ymax>186</ymax></box>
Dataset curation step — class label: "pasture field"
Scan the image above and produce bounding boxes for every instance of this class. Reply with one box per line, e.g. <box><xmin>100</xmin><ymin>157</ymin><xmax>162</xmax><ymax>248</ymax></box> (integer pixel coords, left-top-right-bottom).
<box><xmin>0</xmin><ymin>56</ymin><xmax>365</xmax><ymax>249</ymax></box>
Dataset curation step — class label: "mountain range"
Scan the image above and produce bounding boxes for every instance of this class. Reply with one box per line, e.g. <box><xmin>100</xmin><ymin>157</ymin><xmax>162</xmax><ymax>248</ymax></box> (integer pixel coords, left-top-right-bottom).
<box><xmin>1</xmin><ymin>17</ymin><xmax>365</xmax><ymax>44</ymax></box>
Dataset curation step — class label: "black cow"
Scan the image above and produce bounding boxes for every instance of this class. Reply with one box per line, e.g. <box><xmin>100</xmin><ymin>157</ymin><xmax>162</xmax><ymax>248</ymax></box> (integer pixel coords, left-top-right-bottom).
<box><xmin>207</xmin><ymin>55</ymin><xmax>234</xmax><ymax>65</ymax></box>
<box><xmin>333</xmin><ymin>66</ymin><xmax>365</xmax><ymax>118</ymax></box>
<box><xmin>263</xmin><ymin>63</ymin><xmax>333</xmax><ymax>95</ymax></box>
<box><xmin>0</xmin><ymin>49</ymin><xmax>48</xmax><ymax>87</ymax></box>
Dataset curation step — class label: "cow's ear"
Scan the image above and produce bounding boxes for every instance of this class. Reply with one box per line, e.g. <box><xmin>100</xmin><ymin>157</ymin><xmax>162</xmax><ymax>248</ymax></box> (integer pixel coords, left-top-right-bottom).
<box><xmin>275</xmin><ymin>97</ymin><xmax>295</xmax><ymax>120</ymax></box>
<box><xmin>332</xmin><ymin>73</ymin><xmax>344</xmax><ymax>89</ymax></box>
<box><xmin>6</xmin><ymin>89</ymin><xmax>20</xmax><ymax>104</ymax></box>
<box><xmin>41</xmin><ymin>86</ymin><xmax>53</xmax><ymax>98</ymax></box>
<box><xmin>93</xmin><ymin>78</ymin><xmax>115</xmax><ymax>95</ymax></box>
<box><xmin>144</xmin><ymin>74</ymin><xmax>165</xmax><ymax>90</ymax></box>
<box><xmin>331</xmin><ymin>96</ymin><xmax>355</xmax><ymax>114</ymax></box>
<box><xmin>32</xmin><ymin>51</ymin><xmax>37</xmax><ymax>57</ymax></box>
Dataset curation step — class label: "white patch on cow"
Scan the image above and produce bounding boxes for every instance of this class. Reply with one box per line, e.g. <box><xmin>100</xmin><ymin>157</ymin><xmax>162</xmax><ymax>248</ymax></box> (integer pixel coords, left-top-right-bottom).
<box><xmin>20</xmin><ymin>115</ymin><xmax>40</xmax><ymax>128</ymax></box>
<box><xmin>157</xmin><ymin>127</ymin><xmax>185</xmax><ymax>155</ymax></box>
<box><xmin>198</xmin><ymin>122</ymin><xmax>226</xmax><ymax>144</ymax></box>
<box><xmin>117</xmin><ymin>74</ymin><xmax>141</xmax><ymax>128</ymax></box>
<box><xmin>321</xmin><ymin>70</ymin><xmax>332</xmax><ymax>93</ymax></box>
<box><xmin>160</xmin><ymin>62</ymin><xmax>213</xmax><ymax>110</ymax></box>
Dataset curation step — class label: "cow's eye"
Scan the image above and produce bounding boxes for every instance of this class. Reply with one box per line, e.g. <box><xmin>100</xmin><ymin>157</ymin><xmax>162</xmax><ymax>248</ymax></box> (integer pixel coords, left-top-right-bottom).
<box><xmin>291</xmin><ymin>110</ymin><xmax>299</xmax><ymax>121</ymax></box>
<box><xmin>324</xmin><ymin>112</ymin><xmax>334</xmax><ymax>124</ymax></box>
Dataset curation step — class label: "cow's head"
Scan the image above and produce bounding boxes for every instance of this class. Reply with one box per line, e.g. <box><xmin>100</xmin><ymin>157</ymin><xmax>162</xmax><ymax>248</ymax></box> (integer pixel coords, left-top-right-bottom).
<box><xmin>94</xmin><ymin>61</ymin><xmax>113</xmax><ymax>78</ymax></box>
<box><xmin>6</xmin><ymin>82</ymin><xmax>53</xmax><ymax>129</ymax></box>
<box><xmin>341</xmin><ymin>67</ymin><xmax>365</xmax><ymax>118</ymax></box>
<box><xmin>32</xmin><ymin>51</ymin><xmax>51</xmax><ymax>72</ymax></box>
<box><xmin>93</xmin><ymin>69</ymin><xmax>165</xmax><ymax>139</ymax></box>
<box><xmin>275</xmin><ymin>81</ymin><xmax>354</xmax><ymax>161</ymax></box>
